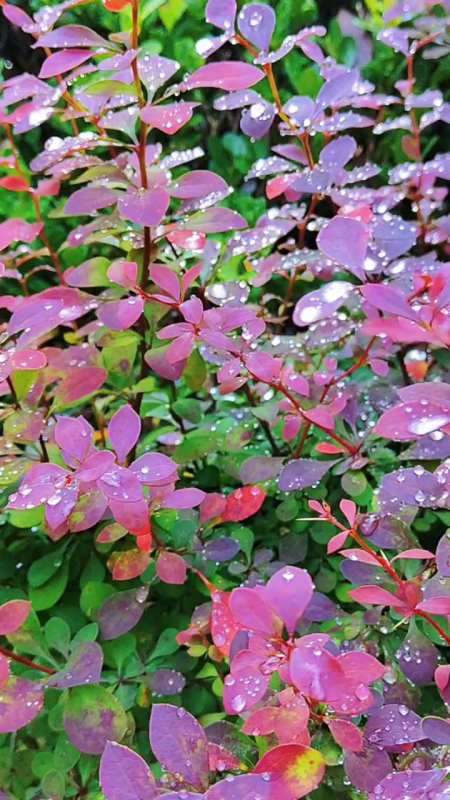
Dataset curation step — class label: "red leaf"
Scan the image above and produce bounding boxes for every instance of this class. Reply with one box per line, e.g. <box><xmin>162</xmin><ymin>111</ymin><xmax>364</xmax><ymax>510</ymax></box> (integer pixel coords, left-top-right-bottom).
<box><xmin>222</xmin><ymin>486</ymin><xmax>266</xmax><ymax>522</ymax></box>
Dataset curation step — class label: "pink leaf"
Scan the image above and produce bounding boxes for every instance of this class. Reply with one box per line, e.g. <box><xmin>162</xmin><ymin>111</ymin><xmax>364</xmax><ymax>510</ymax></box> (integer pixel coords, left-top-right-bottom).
<box><xmin>97</xmin><ymin>297</ymin><xmax>144</xmax><ymax>330</ymax></box>
<box><xmin>349</xmin><ymin>585</ymin><xmax>401</xmax><ymax>606</ymax></box>
<box><xmin>0</xmin><ymin>600</ymin><xmax>31</xmax><ymax>635</ymax></box>
<box><xmin>230</xmin><ymin>587</ymin><xmax>280</xmax><ymax>634</ymax></box>
<box><xmin>35</xmin><ymin>25</ymin><xmax>116</xmax><ymax>50</ymax></box>
<box><xmin>328</xmin><ymin>719</ymin><xmax>364</xmax><ymax>752</ymax></box>
<box><xmin>108</xmin><ymin>404</ymin><xmax>141</xmax><ymax>462</ymax></box>
<box><xmin>156</xmin><ymin>552</ymin><xmax>188</xmax><ymax>584</ymax></box>
<box><xmin>265</xmin><ymin>566</ymin><xmax>314</xmax><ymax>634</ymax></box>
<box><xmin>118</xmin><ymin>188</ymin><xmax>169</xmax><ymax>226</ymax></box>
<box><xmin>140</xmin><ymin>102</ymin><xmax>199</xmax><ymax>134</ymax></box>
<box><xmin>183</xmin><ymin>62</ymin><xmax>264</xmax><ymax>91</ymax></box>
<box><xmin>65</xmin><ymin>186</ymin><xmax>117</xmax><ymax>215</ymax></box>
<box><xmin>416</xmin><ymin>597</ymin><xmax>450</xmax><ymax>615</ymax></box>
<box><xmin>0</xmin><ymin>677</ymin><xmax>44</xmax><ymax>733</ymax></box>
<box><xmin>392</xmin><ymin>548</ymin><xmax>435</xmax><ymax>561</ymax></box>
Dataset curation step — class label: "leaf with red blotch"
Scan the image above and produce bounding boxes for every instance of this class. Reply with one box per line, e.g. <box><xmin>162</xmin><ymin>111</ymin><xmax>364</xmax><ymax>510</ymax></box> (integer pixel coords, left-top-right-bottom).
<box><xmin>206</xmin><ymin>773</ymin><xmax>272</xmax><ymax>800</ymax></box>
<box><xmin>317</xmin><ymin>217</ymin><xmax>369</xmax><ymax>272</ymax></box>
<box><xmin>0</xmin><ymin>599</ymin><xmax>31</xmax><ymax>635</ymax></box>
<box><xmin>265</xmin><ymin>567</ymin><xmax>314</xmax><ymax>634</ymax></box>
<box><xmin>0</xmin><ymin>677</ymin><xmax>44</xmax><ymax>733</ymax></box>
<box><xmin>35</xmin><ymin>24</ymin><xmax>117</xmax><ymax>50</ymax></box>
<box><xmin>140</xmin><ymin>102</ymin><xmax>199</xmax><ymax>134</ymax></box>
<box><xmin>118</xmin><ymin>188</ymin><xmax>169</xmax><ymax>226</ymax></box>
<box><xmin>254</xmin><ymin>743</ymin><xmax>325</xmax><ymax>799</ymax></box>
<box><xmin>221</xmin><ymin>486</ymin><xmax>266</xmax><ymax>522</ymax></box>
<box><xmin>108</xmin><ymin>404</ymin><xmax>141</xmax><ymax>463</ymax></box>
<box><xmin>0</xmin><ymin>176</ymin><xmax>29</xmax><ymax>191</ymax></box>
<box><xmin>65</xmin><ymin>186</ymin><xmax>117</xmax><ymax>215</ymax></box>
<box><xmin>64</xmin><ymin>685</ymin><xmax>127</xmax><ymax>754</ymax></box>
<box><xmin>47</xmin><ymin>642</ymin><xmax>103</xmax><ymax>689</ymax></box>
<box><xmin>98</xmin><ymin>587</ymin><xmax>148</xmax><ymax>640</ymax></box>
<box><xmin>107</xmin><ymin>549</ymin><xmax>150</xmax><ymax>581</ymax></box>
<box><xmin>56</xmin><ymin>367</ymin><xmax>107</xmax><ymax>404</ymax></box>
<box><xmin>39</xmin><ymin>48</ymin><xmax>92</xmax><ymax>78</ymax></box>
<box><xmin>100</xmin><ymin>741</ymin><xmax>157</xmax><ymax>800</ymax></box>
<box><xmin>0</xmin><ymin>219</ymin><xmax>42</xmax><ymax>250</ymax></box>
<box><xmin>149</xmin><ymin>704</ymin><xmax>209</xmax><ymax>791</ymax></box>
<box><xmin>278</xmin><ymin>459</ymin><xmax>334</xmax><ymax>492</ymax></box>
<box><xmin>328</xmin><ymin>719</ymin><xmax>363</xmax><ymax>752</ymax></box>
<box><xmin>206</xmin><ymin>0</ymin><xmax>236</xmax><ymax>30</ymax></box>
<box><xmin>157</xmin><ymin>552</ymin><xmax>188</xmax><ymax>584</ymax></box>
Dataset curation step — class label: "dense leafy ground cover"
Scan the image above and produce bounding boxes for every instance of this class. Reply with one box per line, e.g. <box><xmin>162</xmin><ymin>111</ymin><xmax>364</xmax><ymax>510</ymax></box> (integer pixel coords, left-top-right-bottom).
<box><xmin>0</xmin><ymin>0</ymin><xmax>449</xmax><ymax>797</ymax></box>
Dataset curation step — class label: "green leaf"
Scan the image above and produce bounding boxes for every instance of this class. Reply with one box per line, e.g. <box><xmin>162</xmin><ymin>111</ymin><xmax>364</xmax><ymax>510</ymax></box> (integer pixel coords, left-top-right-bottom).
<box><xmin>80</xmin><ymin>582</ymin><xmax>116</xmax><ymax>619</ymax></box>
<box><xmin>9</xmin><ymin>506</ymin><xmax>44</xmax><ymax>529</ymax></box>
<box><xmin>71</xmin><ymin>623</ymin><xmax>99</xmax><ymax>648</ymax></box>
<box><xmin>159</xmin><ymin>0</ymin><xmax>187</xmax><ymax>30</ymax></box>
<box><xmin>184</xmin><ymin>349</ymin><xmax>207</xmax><ymax>392</ymax></box>
<box><xmin>63</xmin><ymin>686</ymin><xmax>128</xmax><ymax>754</ymax></box>
<box><xmin>45</xmin><ymin>617</ymin><xmax>71</xmax><ymax>657</ymax></box>
<box><xmin>30</xmin><ymin>563</ymin><xmax>69</xmax><ymax>612</ymax></box>
<box><xmin>41</xmin><ymin>769</ymin><xmax>65</xmax><ymax>800</ymax></box>
<box><xmin>28</xmin><ymin>545</ymin><xmax>68</xmax><ymax>588</ymax></box>
<box><xmin>149</xmin><ymin>628</ymin><xmax>180</xmax><ymax>662</ymax></box>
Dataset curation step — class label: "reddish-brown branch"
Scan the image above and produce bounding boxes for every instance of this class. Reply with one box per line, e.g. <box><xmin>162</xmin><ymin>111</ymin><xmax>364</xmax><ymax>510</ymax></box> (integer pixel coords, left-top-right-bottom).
<box><xmin>0</xmin><ymin>645</ymin><xmax>55</xmax><ymax>675</ymax></box>
<box><xmin>415</xmin><ymin>610</ymin><xmax>450</xmax><ymax>647</ymax></box>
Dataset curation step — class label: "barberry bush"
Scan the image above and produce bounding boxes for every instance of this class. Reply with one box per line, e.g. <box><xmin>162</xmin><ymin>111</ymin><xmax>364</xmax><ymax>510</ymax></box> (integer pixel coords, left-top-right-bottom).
<box><xmin>0</xmin><ymin>0</ymin><xmax>449</xmax><ymax>796</ymax></box>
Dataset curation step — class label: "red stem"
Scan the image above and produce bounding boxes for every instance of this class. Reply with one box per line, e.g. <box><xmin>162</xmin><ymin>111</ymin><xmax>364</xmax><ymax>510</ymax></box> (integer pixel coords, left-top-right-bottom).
<box><xmin>0</xmin><ymin>645</ymin><xmax>55</xmax><ymax>675</ymax></box>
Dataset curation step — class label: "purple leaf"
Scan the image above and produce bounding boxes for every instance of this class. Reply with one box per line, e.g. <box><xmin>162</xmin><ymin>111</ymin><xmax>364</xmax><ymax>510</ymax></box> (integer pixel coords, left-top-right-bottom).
<box><xmin>118</xmin><ymin>188</ymin><xmax>169</xmax><ymax>226</ymax></box>
<box><xmin>396</xmin><ymin>621</ymin><xmax>439</xmax><ymax>686</ymax></box>
<box><xmin>293</xmin><ymin>281</ymin><xmax>354</xmax><ymax>326</ymax></box>
<box><xmin>437</xmin><ymin>531</ymin><xmax>450</xmax><ymax>577</ymax></box>
<box><xmin>98</xmin><ymin>587</ymin><xmax>149</xmax><ymax>640</ymax></box>
<box><xmin>371</xmin><ymin>216</ymin><xmax>417</xmax><ymax>259</ymax></box>
<box><xmin>35</xmin><ymin>25</ymin><xmax>117</xmax><ymax>50</ymax></box>
<box><xmin>64</xmin><ymin>685</ymin><xmax>127</xmax><ymax>754</ymax></box>
<box><xmin>203</xmin><ymin>538</ymin><xmax>240</xmax><ymax>562</ymax></box>
<box><xmin>379</xmin><ymin>467</ymin><xmax>449</xmax><ymax>512</ymax></box>
<box><xmin>182</xmin><ymin>62</ymin><xmax>264</xmax><ymax>91</ymax></box>
<box><xmin>39</xmin><ymin>48</ymin><xmax>92</xmax><ymax>78</ymax></box>
<box><xmin>237</xmin><ymin>4</ymin><xmax>276</xmax><ymax>51</ymax></box>
<box><xmin>186</xmin><ymin>207</ymin><xmax>247</xmax><ymax>233</ymax></box>
<box><xmin>364</xmin><ymin>703</ymin><xmax>424</xmax><ymax>748</ymax></box>
<box><xmin>240</xmin><ymin>100</ymin><xmax>275</xmax><ymax>139</ymax></box>
<box><xmin>278</xmin><ymin>459</ymin><xmax>334</xmax><ymax>492</ymax></box>
<box><xmin>149</xmin><ymin>704</ymin><xmax>209</xmax><ymax>791</ymax></box>
<box><xmin>370</xmin><ymin>769</ymin><xmax>449</xmax><ymax>800</ymax></box>
<box><xmin>65</xmin><ymin>187</ymin><xmax>117</xmax><ymax>216</ymax></box>
<box><xmin>0</xmin><ymin>677</ymin><xmax>43</xmax><ymax>733</ymax></box>
<box><xmin>150</xmin><ymin>669</ymin><xmax>186</xmax><ymax>696</ymax></box>
<box><xmin>170</xmin><ymin>170</ymin><xmax>228</xmax><ymax>199</ymax></box>
<box><xmin>100</xmin><ymin>741</ymin><xmax>157</xmax><ymax>800</ymax></box>
<box><xmin>421</xmin><ymin>716</ymin><xmax>450</xmax><ymax>745</ymax></box>
<box><xmin>108</xmin><ymin>404</ymin><xmax>141</xmax><ymax>463</ymax></box>
<box><xmin>47</xmin><ymin>642</ymin><xmax>103</xmax><ymax>689</ymax></box>
<box><xmin>205</xmin><ymin>774</ymin><xmax>271</xmax><ymax>800</ymax></box>
<box><xmin>317</xmin><ymin>217</ymin><xmax>369</xmax><ymax>271</ymax></box>
<box><xmin>240</xmin><ymin>456</ymin><xmax>284</xmax><ymax>483</ymax></box>
<box><xmin>344</xmin><ymin>747</ymin><xmax>392</xmax><ymax>793</ymax></box>
<box><xmin>206</xmin><ymin>0</ymin><xmax>236</xmax><ymax>30</ymax></box>
<box><xmin>137</xmin><ymin>54</ymin><xmax>180</xmax><ymax>97</ymax></box>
